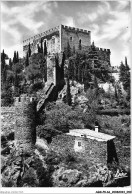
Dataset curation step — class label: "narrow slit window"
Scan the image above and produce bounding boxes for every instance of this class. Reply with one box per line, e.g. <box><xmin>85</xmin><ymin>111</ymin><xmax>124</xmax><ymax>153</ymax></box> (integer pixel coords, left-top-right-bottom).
<box><xmin>70</xmin><ymin>36</ymin><xmax>72</xmax><ymax>41</ymax></box>
<box><xmin>78</xmin><ymin>142</ymin><xmax>81</xmax><ymax>147</ymax></box>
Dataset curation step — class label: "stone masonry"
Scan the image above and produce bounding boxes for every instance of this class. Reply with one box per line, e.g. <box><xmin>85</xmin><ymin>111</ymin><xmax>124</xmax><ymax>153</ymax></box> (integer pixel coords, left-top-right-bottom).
<box><xmin>14</xmin><ymin>96</ymin><xmax>36</xmax><ymax>153</ymax></box>
<box><xmin>50</xmin><ymin>131</ymin><xmax>118</xmax><ymax>165</ymax></box>
<box><xmin>23</xmin><ymin>24</ymin><xmax>91</xmax><ymax>56</ymax></box>
<box><xmin>23</xmin><ymin>24</ymin><xmax>111</xmax><ymax>86</ymax></box>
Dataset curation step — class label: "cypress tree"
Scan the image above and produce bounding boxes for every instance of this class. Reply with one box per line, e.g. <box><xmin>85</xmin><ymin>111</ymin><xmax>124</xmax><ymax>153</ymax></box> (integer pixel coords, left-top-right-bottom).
<box><xmin>9</xmin><ymin>58</ymin><xmax>12</xmax><ymax>69</ymax></box>
<box><xmin>44</xmin><ymin>41</ymin><xmax>47</xmax><ymax>56</ymax></box>
<box><xmin>40</xmin><ymin>38</ymin><xmax>43</xmax><ymax>53</ymax></box>
<box><xmin>13</xmin><ymin>51</ymin><xmax>17</xmax><ymax>63</ymax></box>
<box><xmin>38</xmin><ymin>45</ymin><xmax>41</xmax><ymax>53</ymax></box>
<box><xmin>28</xmin><ymin>42</ymin><xmax>31</xmax><ymax>57</ymax></box>
<box><xmin>1</xmin><ymin>49</ymin><xmax>5</xmax><ymax>71</ymax></box>
<box><xmin>16</xmin><ymin>51</ymin><xmax>19</xmax><ymax>62</ymax></box>
<box><xmin>114</xmin><ymin>85</ymin><xmax>118</xmax><ymax>101</ymax></box>
<box><xmin>78</xmin><ymin>39</ymin><xmax>82</xmax><ymax>50</ymax></box>
<box><xmin>25</xmin><ymin>53</ymin><xmax>29</xmax><ymax>67</ymax></box>
<box><xmin>60</xmin><ymin>52</ymin><xmax>65</xmax><ymax>80</ymax></box>
<box><xmin>66</xmin><ymin>78</ymin><xmax>72</xmax><ymax>106</ymax></box>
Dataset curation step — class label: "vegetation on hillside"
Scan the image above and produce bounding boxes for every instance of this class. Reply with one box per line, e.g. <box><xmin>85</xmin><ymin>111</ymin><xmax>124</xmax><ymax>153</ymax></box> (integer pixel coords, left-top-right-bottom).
<box><xmin>1</xmin><ymin>41</ymin><xmax>131</xmax><ymax>187</ymax></box>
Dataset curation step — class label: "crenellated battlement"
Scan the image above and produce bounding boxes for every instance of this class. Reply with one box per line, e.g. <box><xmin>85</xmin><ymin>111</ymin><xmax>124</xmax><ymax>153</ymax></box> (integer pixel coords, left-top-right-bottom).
<box><xmin>61</xmin><ymin>24</ymin><xmax>91</xmax><ymax>34</ymax></box>
<box><xmin>23</xmin><ymin>25</ymin><xmax>60</xmax><ymax>45</ymax></box>
<box><xmin>95</xmin><ymin>47</ymin><xmax>111</xmax><ymax>53</ymax></box>
<box><xmin>23</xmin><ymin>24</ymin><xmax>91</xmax><ymax>46</ymax></box>
<box><xmin>14</xmin><ymin>96</ymin><xmax>36</xmax><ymax>106</ymax></box>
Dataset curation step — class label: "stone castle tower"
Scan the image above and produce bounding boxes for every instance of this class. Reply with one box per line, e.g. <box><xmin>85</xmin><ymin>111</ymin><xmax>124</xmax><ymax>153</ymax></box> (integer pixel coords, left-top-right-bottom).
<box><xmin>23</xmin><ymin>24</ymin><xmax>111</xmax><ymax>86</ymax></box>
<box><xmin>23</xmin><ymin>24</ymin><xmax>91</xmax><ymax>86</ymax></box>
<box><xmin>15</xmin><ymin>96</ymin><xmax>36</xmax><ymax>153</ymax></box>
<box><xmin>23</xmin><ymin>24</ymin><xmax>91</xmax><ymax>56</ymax></box>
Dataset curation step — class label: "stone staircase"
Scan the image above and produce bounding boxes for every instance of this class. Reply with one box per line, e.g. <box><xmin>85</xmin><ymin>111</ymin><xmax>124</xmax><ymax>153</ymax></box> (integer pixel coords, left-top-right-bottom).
<box><xmin>37</xmin><ymin>82</ymin><xmax>55</xmax><ymax>112</ymax></box>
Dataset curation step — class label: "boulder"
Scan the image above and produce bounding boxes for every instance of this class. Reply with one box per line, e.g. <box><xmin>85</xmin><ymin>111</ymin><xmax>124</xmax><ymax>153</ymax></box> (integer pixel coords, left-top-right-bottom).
<box><xmin>52</xmin><ymin>167</ymin><xmax>82</xmax><ymax>187</ymax></box>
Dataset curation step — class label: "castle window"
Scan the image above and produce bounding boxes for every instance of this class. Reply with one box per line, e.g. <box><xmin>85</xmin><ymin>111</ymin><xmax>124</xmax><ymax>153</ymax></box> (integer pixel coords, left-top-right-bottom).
<box><xmin>52</xmin><ymin>37</ymin><xmax>55</xmax><ymax>44</ymax></box>
<box><xmin>78</xmin><ymin>142</ymin><xmax>81</xmax><ymax>147</ymax></box>
<box><xmin>70</xmin><ymin>36</ymin><xmax>72</xmax><ymax>41</ymax></box>
<box><xmin>79</xmin><ymin>39</ymin><xmax>81</xmax><ymax>44</ymax></box>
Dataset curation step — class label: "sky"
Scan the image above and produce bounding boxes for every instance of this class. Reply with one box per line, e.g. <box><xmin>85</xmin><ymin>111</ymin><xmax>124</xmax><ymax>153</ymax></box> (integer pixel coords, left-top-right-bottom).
<box><xmin>1</xmin><ymin>0</ymin><xmax>131</xmax><ymax>66</ymax></box>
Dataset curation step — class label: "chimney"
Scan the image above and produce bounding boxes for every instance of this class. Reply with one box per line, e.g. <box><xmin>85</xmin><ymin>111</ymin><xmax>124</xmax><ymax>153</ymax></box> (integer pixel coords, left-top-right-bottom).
<box><xmin>95</xmin><ymin>120</ymin><xmax>99</xmax><ymax>133</ymax></box>
<box><xmin>95</xmin><ymin>125</ymin><xmax>99</xmax><ymax>133</ymax></box>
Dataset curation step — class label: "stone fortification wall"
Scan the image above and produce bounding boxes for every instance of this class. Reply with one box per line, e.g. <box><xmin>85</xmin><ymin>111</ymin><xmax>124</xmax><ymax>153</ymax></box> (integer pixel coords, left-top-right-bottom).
<box><xmin>23</xmin><ymin>26</ymin><xmax>60</xmax><ymax>57</ymax></box>
<box><xmin>83</xmin><ymin>45</ymin><xmax>111</xmax><ymax>63</ymax></box>
<box><xmin>47</xmin><ymin>55</ymin><xmax>56</xmax><ymax>85</ymax></box>
<box><xmin>23</xmin><ymin>25</ymin><xmax>91</xmax><ymax>57</ymax></box>
<box><xmin>61</xmin><ymin>25</ymin><xmax>91</xmax><ymax>52</ymax></box>
<box><xmin>50</xmin><ymin>134</ymin><xmax>108</xmax><ymax>165</ymax></box>
<box><xmin>14</xmin><ymin>96</ymin><xmax>37</xmax><ymax>153</ymax></box>
<box><xmin>96</xmin><ymin>47</ymin><xmax>111</xmax><ymax>63</ymax></box>
<box><xmin>23</xmin><ymin>25</ymin><xmax>60</xmax><ymax>46</ymax></box>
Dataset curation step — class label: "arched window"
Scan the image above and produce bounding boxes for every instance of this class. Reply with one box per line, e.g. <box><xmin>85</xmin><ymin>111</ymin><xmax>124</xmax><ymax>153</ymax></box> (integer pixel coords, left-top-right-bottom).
<box><xmin>79</xmin><ymin>39</ymin><xmax>81</xmax><ymax>44</ymax></box>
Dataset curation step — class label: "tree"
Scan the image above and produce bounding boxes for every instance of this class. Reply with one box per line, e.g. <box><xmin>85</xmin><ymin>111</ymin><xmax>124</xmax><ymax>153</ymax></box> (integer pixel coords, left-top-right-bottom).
<box><xmin>38</xmin><ymin>102</ymin><xmax>84</xmax><ymax>140</ymax></box>
<box><xmin>9</xmin><ymin>58</ymin><xmax>12</xmax><ymax>70</ymax></box>
<box><xmin>66</xmin><ymin>78</ymin><xmax>72</xmax><ymax>106</ymax></box>
<box><xmin>38</xmin><ymin>45</ymin><xmax>41</xmax><ymax>53</ymax></box>
<box><xmin>25</xmin><ymin>53</ymin><xmax>47</xmax><ymax>84</ymax></box>
<box><xmin>13</xmin><ymin>51</ymin><xmax>17</xmax><ymax>63</ymax></box>
<box><xmin>40</xmin><ymin>38</ymin><xmax>43</xmax><ymax>54</ymax></box>
<box><xmin>44</xmin><ymin>41</ymin><xmax>47</xmax><ymax>56</ymax></box>
<box><xmin>1</xmin><ymin>50</ymin><xmax>7</xmax><ymax>89</ymax></box>
<box><xmin>78</xmin><ymin>39</ymin><xmax>82</xmax><ymax>50</ymax></box>
<box><xmin>16</xmin><ymin>51</ymin><xmax>19</xmax><ymax>62</ymax></box>
<box><xmin>28</xmin><ymin>42</ymin><xmax>31</xmax><ymax>57</ymax></box>
<box><xmin>1</xmin><ymin>49</ymin><xmax>5</xmax><ymax>71</ymax></box>
<box><xmin>119</xmin><ymin>58</ymin><xmax>130</xmax><ymax>101</ymax></box>
<box><xmin>25</xmin><ymin>53</ymin><xmax>29</xmax><ymax>67</ymax></box>
<box><xmin>83</xmin><ymin>88</ymin><xmax>99</xmax><ymax>129</ymax></box>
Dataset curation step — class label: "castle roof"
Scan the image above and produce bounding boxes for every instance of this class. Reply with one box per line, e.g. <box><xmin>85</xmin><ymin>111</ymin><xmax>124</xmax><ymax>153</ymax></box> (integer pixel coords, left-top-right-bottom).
<box><xmin>67</xmin><ymin>129</ymin><xmax>115</xmax><ymax>142</ymax></box>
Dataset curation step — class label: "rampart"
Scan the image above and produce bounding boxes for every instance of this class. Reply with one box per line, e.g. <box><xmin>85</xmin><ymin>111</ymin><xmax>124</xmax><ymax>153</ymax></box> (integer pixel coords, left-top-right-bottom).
<box><xmin>14</xmin><ymin>96</ymin><xmax>37</xmax><ymax>153</ymax></box>
<box><xmin>23</xmin><ymin>25</ymin><xmax>60</xmax><ymax>46</ymax></box>
<box><xmin>23</xmin><ymin>25</ymin><xmax>91</xmax><ymax>45</ymax></box>
<box><xmin>61</xmin><ymin>25</ymin><xmax>91</xmax><ymax>35</ymax></box>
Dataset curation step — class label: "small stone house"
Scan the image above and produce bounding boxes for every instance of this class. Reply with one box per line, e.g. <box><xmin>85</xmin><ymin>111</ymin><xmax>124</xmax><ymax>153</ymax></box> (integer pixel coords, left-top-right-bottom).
<box><xmin>50</xmin><ymin>129</ymin><xmax>118</xmax><ymax>165</ymax></box>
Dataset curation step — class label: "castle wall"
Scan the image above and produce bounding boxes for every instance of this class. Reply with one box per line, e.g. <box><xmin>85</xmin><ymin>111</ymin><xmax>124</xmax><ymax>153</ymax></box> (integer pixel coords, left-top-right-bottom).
<box><xmin>61</xmin><ymin>25</ymin><xmax>91</xmax><ymax>52</ymax></box>
<box><xmin>47</xmin><ymin>34</ymin><xmax>60</xmax><ymax>54</ymax></box>
<box><xmin>96</xmin><ymin>48</ymin><xmax>111</xmax><ymax>63</ymax></box>
<box><xmin>15</xmin><ymin>96</ymin><xmax>36</xmax><ymax>153</ymax></box>
<box><xmin>50</xmin><ymin>134</ymin><xmax>108</xmax><ymax>165</ymax></box>
<box><xmin>23</xmin><ymin>25</ymin><xmax>91</xmax><ymax>57</ymax></box>
<box><xmin>47</xmin><ymin>55</ymin><xmax>56</xmax><ymax>85</ymax></box>
<box><xmin>23</xmin><ymin>26</ymin><xmax>60</xmax><ymax>57</ymax></box>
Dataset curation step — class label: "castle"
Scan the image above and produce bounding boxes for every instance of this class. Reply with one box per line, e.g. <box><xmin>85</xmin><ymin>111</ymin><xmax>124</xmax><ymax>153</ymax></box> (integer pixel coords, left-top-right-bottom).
<box><xmin>23</xmin><ymin>24</ymin><xmax>91</xmax><ymax>56</ymax></box>
<box><xmin>23</xmin><ymin>24</ymin><xmax>111</xmax><ymax>86</ymax></box>
<box><xmin>13</xmin><ymin>25</ymin><xmax>118</xmax><ymax>163</ymax></box>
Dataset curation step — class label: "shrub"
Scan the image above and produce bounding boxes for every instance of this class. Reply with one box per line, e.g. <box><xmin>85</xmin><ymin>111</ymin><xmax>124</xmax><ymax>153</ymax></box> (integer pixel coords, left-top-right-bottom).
<box><xmin>1</xmin><ymin>88</ymin><xmax>14</xmax><ymax>106</ymax></box>
<box><xmin>40</xmin><ymin>102</ymin><xmax>84</xmax><ymax>134</ymax></box>
<box><xmin>45</xmin><ymin>150</ymin><xmax>61</xmax><ymax>166</ymax></box>
<box><xmin>28</xmin><ymin>82</ymin><xmax>44</xmax><ymax>94</ymax></box>
<box><xmin>97</xmin><ymin>115</ymin><xmax>130</xmax><ymax>146</ymax></box>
